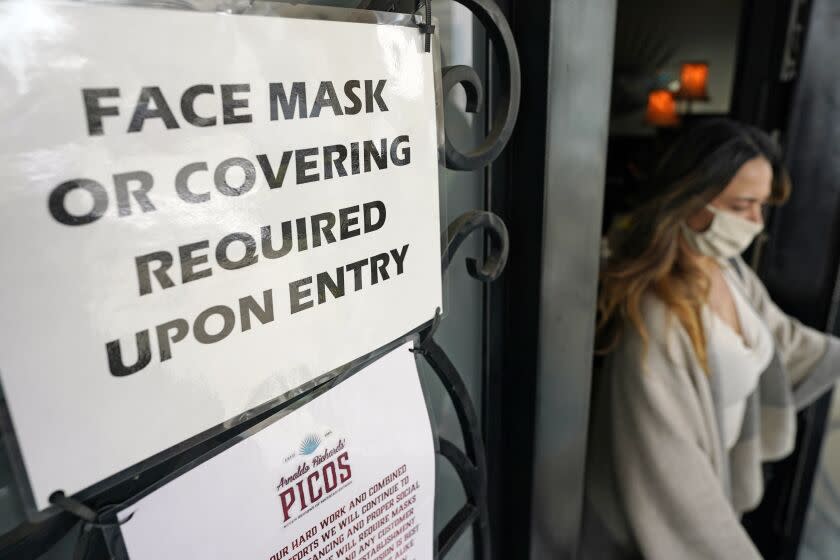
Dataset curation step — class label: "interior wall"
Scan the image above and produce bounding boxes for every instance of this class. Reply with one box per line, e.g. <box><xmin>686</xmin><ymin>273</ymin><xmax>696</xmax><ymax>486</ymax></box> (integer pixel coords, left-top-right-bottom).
<box><xmin>610</xmin><ymin>0</ymin><xmax>741</xmax><ymax>135</ymax></box>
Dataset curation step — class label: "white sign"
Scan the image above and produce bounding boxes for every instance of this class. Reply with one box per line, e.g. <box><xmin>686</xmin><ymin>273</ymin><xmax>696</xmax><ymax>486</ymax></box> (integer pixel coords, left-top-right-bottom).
<box><xmin>118</xmin><ymin>343</ymin><xmax>434</xmax><ymax>560</ymax></box>
<box><xmin>0</xmin><ymin>2</ymin><xmax>442</xmax><ymax>510</ymax></box>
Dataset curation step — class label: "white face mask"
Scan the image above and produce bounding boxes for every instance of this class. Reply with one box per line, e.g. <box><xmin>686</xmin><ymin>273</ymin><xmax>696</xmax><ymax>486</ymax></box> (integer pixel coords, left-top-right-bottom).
<box><xmin>681</xmin><ymin>205</ymin><xmax>763</xmax><ymax>259</ymax></box>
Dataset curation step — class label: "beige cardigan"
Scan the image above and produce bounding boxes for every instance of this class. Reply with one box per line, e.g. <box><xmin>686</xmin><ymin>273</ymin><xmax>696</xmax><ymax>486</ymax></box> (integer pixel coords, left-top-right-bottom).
<box><xmin>581</xmin><ymin>257</ymin><xmax>840</xmax><ymax>559</ymax></box>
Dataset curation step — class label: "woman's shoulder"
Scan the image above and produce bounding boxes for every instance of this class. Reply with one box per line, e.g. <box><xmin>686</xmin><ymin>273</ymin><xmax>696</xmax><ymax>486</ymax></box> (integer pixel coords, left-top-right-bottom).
<box><xmin>611</xmin><ymin>291</ymin><xmax>696</xmax><ymax>375</ymax></box>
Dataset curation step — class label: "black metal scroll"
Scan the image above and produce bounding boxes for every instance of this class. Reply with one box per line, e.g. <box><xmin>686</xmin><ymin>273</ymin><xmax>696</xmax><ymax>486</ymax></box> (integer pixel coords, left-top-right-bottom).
<box><xmin>419</xmin><ymin>0</ymin><xmax>519</xmax><ymax>557</ymax></box>
<box><xmin>443</xmin><ymin>210</ymin><xmax>509</xmax><ymax>282</ymax></box>
<box><xmin>443</xmin><ymin>0</ymin><xmax>521</xmax><ymax>171</ymax></box>
<box><xmin>417</xmin><ymin>206</ymin><xmax>509</xmax><ymax>558</ymax></box>
<box><xmin>413</xmin><ymin>337</ymin><xmax>492</xmax><ymax>559</ymax></box>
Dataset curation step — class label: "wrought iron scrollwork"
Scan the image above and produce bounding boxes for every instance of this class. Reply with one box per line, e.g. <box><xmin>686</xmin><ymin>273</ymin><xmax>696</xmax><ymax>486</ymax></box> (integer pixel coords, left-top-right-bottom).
<box><xmin>415</xmin><ymin>206</ymin><xmax>510</xmax><ymax>559</ymax></box>
<box><xmin>414</xmin><ymin>335</ymin><xmax>491</xmax><ymax>559</ymax></box>
<box><xmin>422</xmin><ymin>0</ymin><xmax>519</xmax><ymax>558</ymax></box>
<box><xmin>437</xmin><ymin>439</ymin><xmax>484</xmax><ymax>558</ymax></box>
<box><xmin>443</xmin><ymin>0</ymin><xmax>521</xmax><ymax>171</ymax></box>
<box><xmin>443</xmin><ymin>210</ymin><xmax>509</xmax><ymax>282</ymax></box>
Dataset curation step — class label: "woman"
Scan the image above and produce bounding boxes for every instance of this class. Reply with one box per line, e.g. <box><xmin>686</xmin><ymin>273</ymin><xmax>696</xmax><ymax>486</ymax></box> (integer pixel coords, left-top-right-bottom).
<box><xmin>582</xmin><ymin>119</ymin><xmax>840</xmax><ymax>559</ymax></box>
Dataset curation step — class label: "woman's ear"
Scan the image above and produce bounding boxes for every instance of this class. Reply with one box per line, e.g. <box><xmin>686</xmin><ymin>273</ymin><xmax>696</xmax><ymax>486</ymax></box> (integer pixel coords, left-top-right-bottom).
<box><xmin>685</xmin><ymin>206</ymin><xmax>714</xmax><ymax>232</ymax></box>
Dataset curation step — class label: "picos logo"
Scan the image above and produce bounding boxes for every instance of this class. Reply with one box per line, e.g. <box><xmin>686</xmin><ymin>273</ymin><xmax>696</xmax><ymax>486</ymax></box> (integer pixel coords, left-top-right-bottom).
<box><xmin>299</xmin><ymin>434</ymin><xmax>321</xmax><ymax>456</ymax></box>
<box><xmin>277</xmin><ymin>432</ymin><xmax>351</xmax><ymax>523</ymax></box>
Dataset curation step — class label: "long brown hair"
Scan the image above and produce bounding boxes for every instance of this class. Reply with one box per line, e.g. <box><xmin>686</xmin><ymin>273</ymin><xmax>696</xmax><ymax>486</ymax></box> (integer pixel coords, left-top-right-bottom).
<box><xmin>596</xmin><ymin>119</ymin><xmax>790</xmax><ymax>370</ymax></box>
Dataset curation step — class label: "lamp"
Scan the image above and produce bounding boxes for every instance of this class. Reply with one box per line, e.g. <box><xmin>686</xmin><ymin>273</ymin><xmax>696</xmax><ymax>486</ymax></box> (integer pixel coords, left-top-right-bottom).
<box><xmin>676</xmin><ymin>61</ymin><xmax>709</xmax><ymax>101</ymax></box>
<box><xmin>645</xmin><ymin>89</ymin><xmax>679</xmax><ymax>127</ymax></box>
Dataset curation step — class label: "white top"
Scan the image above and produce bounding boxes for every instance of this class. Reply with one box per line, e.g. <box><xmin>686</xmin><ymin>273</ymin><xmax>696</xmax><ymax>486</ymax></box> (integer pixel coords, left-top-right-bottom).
<box><xmin>709</xmin><ymin>268</ymin><xmax>775</xmax><ymax>449</ymax></box>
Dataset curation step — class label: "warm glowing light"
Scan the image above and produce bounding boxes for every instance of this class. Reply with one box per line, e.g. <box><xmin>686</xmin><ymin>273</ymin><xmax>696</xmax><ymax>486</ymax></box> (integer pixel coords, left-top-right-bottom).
<box><xmin>645</xmin><ymin>89</ymin><xmax>679</xmax><ymax>127</ymax></box>
<box><xmin>678</xmin><ymin>62</ymin><xmax>709</xmax><ymax>100</ymax></box>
